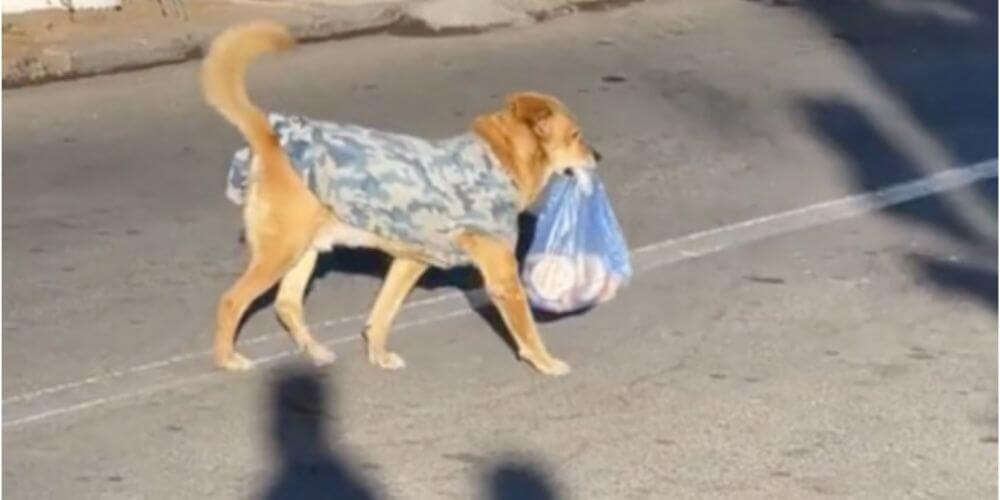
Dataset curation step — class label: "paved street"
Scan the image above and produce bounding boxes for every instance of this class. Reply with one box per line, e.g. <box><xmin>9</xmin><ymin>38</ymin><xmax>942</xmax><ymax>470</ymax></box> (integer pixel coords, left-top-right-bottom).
<box><xmin>3</xmin><ymin>0</ymin><xmax>997</xmax><ymax>498</ymax></box>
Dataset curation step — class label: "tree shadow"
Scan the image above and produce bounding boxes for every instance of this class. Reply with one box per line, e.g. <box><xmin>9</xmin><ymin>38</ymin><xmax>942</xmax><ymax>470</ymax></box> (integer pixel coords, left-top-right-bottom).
<box><xmin>787</xmin><ymin>0</ymin><xmax>997</xmax><ymax>169</ymax></box>
<box><xmin>780</xmin><ymin>0</ymin><xmax>997</xmax><ymax>311</ymax></box>
<box><xmin>800</xmin><ymin>97</ymin><xmax>989</xmax><ymax>245</ymax></box>
<box><xmin>260</xmin><ymin>365</ymin><xmax>382</xmax><ymax>500</ymax></box>
<box><xmin>751</xmin><ymin>0</ymin><xmax>996</xmax><ymax>189</ymax></box>
<box><xmin>800</xmin><ymin>97</ymin><xmax>997</xmax><ymax>310</ymax></box>
<box><xmin>907</xmin><ymin>253</ymin><xmax>998</xmax><ymax>311</ymax></box>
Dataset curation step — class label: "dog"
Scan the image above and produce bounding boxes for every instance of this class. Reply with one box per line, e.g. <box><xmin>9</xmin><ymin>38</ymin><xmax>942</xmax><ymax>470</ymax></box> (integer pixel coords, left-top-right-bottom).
<box><xmin>201</xmin><ymin>21</ymin><xmax>599</xmax><ymax>376</ymax></box>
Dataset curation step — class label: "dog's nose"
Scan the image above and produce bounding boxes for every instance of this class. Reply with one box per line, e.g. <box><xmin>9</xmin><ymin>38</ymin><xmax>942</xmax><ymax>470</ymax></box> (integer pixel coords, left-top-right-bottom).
<box><xmin>592</xmin><ymin>148</ymin><xmax>603</xmax><ymax>163</ymax></box>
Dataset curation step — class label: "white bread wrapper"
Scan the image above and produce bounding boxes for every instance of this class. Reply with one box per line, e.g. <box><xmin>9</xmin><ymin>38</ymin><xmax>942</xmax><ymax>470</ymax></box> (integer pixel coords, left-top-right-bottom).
<box><xmin>525</xmin><ymin>254</ymin><xmax>576</xmax><ymax>302</ymax></box>
<box><xmin>524</xmin><ymin>253</ymin><xmax>623</xmax><ymax>312</ymax></box>
<box><xmin>596</xmin><ymin>275</ymin><xmax>621</xmax><ymax>303</ymax></box>
<box><xmin>574</xmin><ymin>255</ymin><xmax>608</xmax><ymax>303</ymax></box>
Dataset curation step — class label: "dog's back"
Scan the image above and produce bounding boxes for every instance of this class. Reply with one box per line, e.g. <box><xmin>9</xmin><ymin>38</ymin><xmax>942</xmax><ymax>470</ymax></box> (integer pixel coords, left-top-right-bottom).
<box><xmin>225</xmin><ymin>113</ymin><xmax>521</xmax><ymax>268</ymax></box>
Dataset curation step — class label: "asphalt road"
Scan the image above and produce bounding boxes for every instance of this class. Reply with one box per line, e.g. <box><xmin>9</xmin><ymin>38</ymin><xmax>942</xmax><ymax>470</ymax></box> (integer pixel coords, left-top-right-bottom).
<box><xmin>3</xmin><ymin>1</ymin><xmax>997</xmax><ymax>498</ymax></box>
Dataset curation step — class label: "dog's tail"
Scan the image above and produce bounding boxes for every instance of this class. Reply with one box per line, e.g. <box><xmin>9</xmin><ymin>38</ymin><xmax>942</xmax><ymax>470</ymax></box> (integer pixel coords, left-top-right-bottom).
<box><xmin>201</xmin><ymin>21</ymin><xmax>293</xmax><ymax>158</ymax></box>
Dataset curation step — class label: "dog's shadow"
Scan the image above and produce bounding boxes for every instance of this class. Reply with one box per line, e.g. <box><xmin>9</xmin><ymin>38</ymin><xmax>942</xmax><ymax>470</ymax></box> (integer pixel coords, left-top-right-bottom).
<box><xmin>240</xmin><ymin>214</ymin><xmax>583</xmax><ymax>350</ymax></box>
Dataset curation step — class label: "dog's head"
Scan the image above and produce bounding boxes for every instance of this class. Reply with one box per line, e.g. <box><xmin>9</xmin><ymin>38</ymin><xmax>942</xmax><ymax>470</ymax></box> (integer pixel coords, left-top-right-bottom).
<box><xmin>506</xmin><ymin>92</ymin><xmax>599</xmax><ymax>177</ymax></box>
<box><xmin>475</xmin><ymin>92</ymin><xmax>600</xmax><ymax>205</ymax></box>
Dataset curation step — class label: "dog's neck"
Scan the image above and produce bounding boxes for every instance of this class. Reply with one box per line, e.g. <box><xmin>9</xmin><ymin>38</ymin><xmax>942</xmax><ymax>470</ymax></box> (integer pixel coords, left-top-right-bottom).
<box><xmin>472</xmin><ymin>113</ymin><xmax>554</xmax><ymax>210</ymax></box>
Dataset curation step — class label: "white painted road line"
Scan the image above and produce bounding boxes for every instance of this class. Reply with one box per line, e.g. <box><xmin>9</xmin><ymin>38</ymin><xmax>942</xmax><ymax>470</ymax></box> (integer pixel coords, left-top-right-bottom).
<box><xmin>4</xmin><ymin>159</ymin><xmax>996</xmax><ymax>428</ymax></box>
<box><xmin>630</xmin><ymin>159</ymin><xmax>998</xmax><ymax>271</ymax></box>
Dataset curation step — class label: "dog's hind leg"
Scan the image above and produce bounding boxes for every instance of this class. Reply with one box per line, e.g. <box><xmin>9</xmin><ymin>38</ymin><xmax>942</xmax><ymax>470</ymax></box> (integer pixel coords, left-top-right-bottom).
<box><xmin>275</xmin><ymin>249</ymin><xmax>336</xmax><ymax>366</ymax></box>
<box><xmin>214</xmin><ymin>236</ymin><xmax>305</xmax><ymax>371</ymax></box>
<box><xmin>364</xmin><ymin>257</ymin><xmax>428</xmax><ymax>370</ymax></box>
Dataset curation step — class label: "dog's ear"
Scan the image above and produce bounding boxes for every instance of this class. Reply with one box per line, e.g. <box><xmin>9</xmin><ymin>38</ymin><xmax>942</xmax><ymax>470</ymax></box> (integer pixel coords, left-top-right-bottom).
<box><xmin>506</xmin><ymin>92</ymin><xmax>556</xmax><ymax>134</ymax></box>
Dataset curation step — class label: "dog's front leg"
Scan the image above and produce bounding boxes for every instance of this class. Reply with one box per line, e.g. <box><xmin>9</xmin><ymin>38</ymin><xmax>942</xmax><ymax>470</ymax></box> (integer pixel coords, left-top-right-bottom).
<box><xmin>455</xmin><ymin>233</ymin><xmax>570</xmax><ymax>376</ymax></box>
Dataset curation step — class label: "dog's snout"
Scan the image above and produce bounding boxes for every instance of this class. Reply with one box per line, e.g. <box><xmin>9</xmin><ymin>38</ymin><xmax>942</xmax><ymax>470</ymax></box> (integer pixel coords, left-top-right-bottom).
<box><xmin>591</xmin><ymin>147</ymin><xmax>603</xmax><ymax>163</ymax></box>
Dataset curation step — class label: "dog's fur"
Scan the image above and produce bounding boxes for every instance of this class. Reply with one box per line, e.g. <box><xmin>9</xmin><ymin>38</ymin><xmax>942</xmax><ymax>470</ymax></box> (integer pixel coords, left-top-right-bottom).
<box><xmin>201</xmin><ymin>22</ymin><xmax>598</xmax><ymax>376</ymax></box>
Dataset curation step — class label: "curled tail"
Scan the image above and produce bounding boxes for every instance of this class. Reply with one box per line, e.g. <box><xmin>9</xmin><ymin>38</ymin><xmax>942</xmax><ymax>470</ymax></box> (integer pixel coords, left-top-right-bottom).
<box><xmin>201</xmin><ymin>21</ymin><xmax>294</xmax><ymax>156</ymax></box>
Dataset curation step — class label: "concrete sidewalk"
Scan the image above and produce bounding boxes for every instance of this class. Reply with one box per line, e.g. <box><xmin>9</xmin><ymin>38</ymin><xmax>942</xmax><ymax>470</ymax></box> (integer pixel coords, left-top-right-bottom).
<box><xmin>1</xmin><ymin>0</ymin><xmax>638</xmax><ymax>88</ymax></box>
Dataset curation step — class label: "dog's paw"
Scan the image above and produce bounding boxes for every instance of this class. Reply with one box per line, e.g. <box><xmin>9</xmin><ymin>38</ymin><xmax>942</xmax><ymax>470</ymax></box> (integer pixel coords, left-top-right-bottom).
<box><xmin>526</xmin><ymin>355</ymin><xmax>571</xmax><ymax>376</ymax></box>
<box><xmin>305</xmin><ymin>343</ymin><xmax>336</xmax><ymax>367</ymax></box>
<box><xmin>369</xmin><ymin>351</ymin><xmax>406</xmax><ymax>370</ymax></box>
<box><xmin>216</xmin><ymin>352</ymin><xmax>254</xmax><ymax>371</ymax></box>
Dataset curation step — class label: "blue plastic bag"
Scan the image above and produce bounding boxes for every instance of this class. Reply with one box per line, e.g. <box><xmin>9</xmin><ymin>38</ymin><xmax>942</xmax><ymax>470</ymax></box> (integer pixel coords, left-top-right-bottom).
<box><xmin>522</xmin><ymin>174</ymin><xmax>632</xmax><ymax>313</ymax></box>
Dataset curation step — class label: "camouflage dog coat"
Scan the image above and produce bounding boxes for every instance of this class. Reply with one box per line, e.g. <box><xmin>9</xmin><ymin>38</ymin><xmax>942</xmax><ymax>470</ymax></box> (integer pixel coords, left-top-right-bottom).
<box><xmin>227</xmin><ymin>113</ymin><xmax>521</xmax><ymax>269</ymax></box>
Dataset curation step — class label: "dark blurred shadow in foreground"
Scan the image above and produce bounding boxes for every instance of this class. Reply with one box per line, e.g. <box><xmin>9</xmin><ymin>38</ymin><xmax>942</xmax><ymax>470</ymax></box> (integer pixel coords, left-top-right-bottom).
<box><xmin>261</xmin><ymin>365</ymin><xmax>380</xmax><ymax>500</ymax></box>
<box><xmin>259</xmin><ymin>366</ymin><xmax>567</xmax><ymax>500</ymax></box>
<box><xmin>483</xmin><ymin>458</ymin><xmax>562</xmax><ymax>500</ymax></box>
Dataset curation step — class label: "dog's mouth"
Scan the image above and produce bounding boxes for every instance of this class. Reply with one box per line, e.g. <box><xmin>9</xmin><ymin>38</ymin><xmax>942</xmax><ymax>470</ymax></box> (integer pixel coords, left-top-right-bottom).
<box><xmin>563</xmin><ymin>166</ymin><xmax>595</xmax><ymax>194</ymax></box>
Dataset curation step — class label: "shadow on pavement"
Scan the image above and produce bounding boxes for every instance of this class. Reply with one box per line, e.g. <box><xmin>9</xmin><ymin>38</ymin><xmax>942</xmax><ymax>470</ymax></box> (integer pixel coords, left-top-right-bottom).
<box><xmin>260</xmin><ymin>365</ymin><xmax>565</xmax><ymax>500</ymax></box>
<box><xmin>800</xmin><ymin>97</ymin><xmax>989</xmax><ymax>245</ymax></box>
<box><xmin>483</xmin><ymin>458</ymin><xmax>563</xmax><ymax>500</ymax></box>
<box><xmin>778</xmin><ymin>0</ymin><xmax>998</xmax><ymax>310</ymax></box>
<box><xmin>261</xmin><ymin>366</ymin><xmax>381</xmax><ymax>500</ymax></box>
<box><xmin>908</xmin><ymin>253</ymin><xmax>998</xmax><ymax>311</ymax></box>
<box><xmin>798</xmin><ymin>0</ymin><xmax>997</xmax><ymax>167</ymax></box>
<box><xmin>239</xmin><ymin>209</ymin><xmax>580</xmax><ymax>355</ymax></box>
<box><xmin>800</xmin><ymin>96</ymin><xmax>997</xmax><ymax>311</ymax></box>
<box><xmin>306</xmin><ymin>211</ymin><xmax>547</xmax><ymax>293</ymax></box>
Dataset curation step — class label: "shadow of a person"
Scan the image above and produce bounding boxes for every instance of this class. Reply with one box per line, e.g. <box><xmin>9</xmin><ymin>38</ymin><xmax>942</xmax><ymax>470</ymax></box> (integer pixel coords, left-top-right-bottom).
<box><xmin>484</xmin><ymin>460</ymin><xmax>562</xmax><ymax>500</ymax></box>
<box><xmin>261</xmin><ymin>366</ymin><xmax>380</xmax><ymax>500</ymax></box>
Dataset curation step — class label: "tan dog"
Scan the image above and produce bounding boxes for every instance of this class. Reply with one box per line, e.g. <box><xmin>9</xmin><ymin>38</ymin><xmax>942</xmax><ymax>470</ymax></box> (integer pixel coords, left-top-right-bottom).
<box><xmin>201</xmin><ymin>22</ymin><xmax>598</xmax><ymax>376</ymax></box>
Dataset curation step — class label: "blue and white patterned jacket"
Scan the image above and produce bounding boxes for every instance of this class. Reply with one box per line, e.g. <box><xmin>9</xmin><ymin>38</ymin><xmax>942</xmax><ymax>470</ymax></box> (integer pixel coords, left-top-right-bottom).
<box><xmin>227</xmin><ymin>114</ymin><xmax>521</xmax><ymax>268</ymax></box>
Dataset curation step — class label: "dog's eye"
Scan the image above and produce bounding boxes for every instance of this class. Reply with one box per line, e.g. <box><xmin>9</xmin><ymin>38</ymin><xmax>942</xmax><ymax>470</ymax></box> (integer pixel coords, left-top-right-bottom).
<box><xmin>570</xmin><ymin>130</ymin><xmax>581</xmax><ymax>140</ymax></box>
